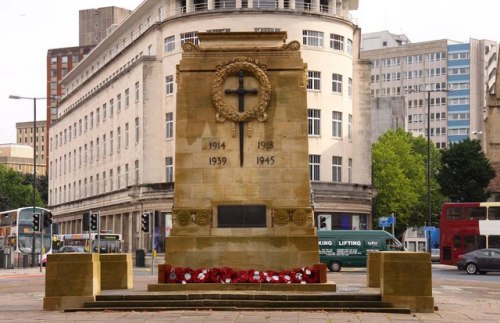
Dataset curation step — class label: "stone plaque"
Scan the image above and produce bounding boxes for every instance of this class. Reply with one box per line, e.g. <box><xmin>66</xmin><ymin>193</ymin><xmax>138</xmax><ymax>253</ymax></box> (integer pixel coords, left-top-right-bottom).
<box><xmin>217</xmin><ymin>205</ymin><xmax>266</xmax><ymax>228</ymax></box>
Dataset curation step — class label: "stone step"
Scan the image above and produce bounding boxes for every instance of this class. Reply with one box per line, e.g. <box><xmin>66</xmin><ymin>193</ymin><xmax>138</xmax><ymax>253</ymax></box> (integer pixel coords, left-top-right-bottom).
<box><xmin>84</xmin><ymin>299</ymin><xmax>396</xmax><ymax>309</ymax></box>
<box><xmin>65</xmin><ymin>306</ymin><xmax>411</xmax><ymax>314</ymax></box>
<box><xmin>63</xmin><ymin>292</ymin><xmax>411</xmax><ymax>314</ymax></box>
<box><xmin>96</xmin><ymin>292</ymin><xmax>382</xmax><ymax>302</ymax></box>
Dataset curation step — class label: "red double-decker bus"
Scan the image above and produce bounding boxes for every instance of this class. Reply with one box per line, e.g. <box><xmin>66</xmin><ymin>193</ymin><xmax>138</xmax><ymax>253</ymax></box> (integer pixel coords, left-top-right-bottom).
<box><xmin>440</xmin><ymin>202</ymin><xmax>500</xmax><ymax>265</ymax></box>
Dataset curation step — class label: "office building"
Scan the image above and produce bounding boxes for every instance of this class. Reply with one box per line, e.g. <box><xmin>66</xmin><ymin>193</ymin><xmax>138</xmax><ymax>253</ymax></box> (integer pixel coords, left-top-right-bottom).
<box><xmin>16</xmin><ymin>120</ymin><xmax>47</xmax><ymax>170</ymax></box>
<box><xmin>361</xmin><ymin>31</ymin><xmax>498</xmax><ymax>147</ymax></box>
<box><xmin>46</xmin><ymin>7</ymin><xmax>132</xmax><ymax>167</ymax></box>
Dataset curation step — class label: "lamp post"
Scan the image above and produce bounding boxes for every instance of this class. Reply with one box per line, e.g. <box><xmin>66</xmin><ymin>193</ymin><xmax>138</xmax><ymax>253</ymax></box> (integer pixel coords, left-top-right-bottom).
<box><xmin>407</xmin><ymin>86</ymin><xmax>449</xmax><ymax>251</ymax></box>
<box><xmin>9</xmin><ymin>95</ymin><xmax>58</xmax><ymax>267</ymax></box>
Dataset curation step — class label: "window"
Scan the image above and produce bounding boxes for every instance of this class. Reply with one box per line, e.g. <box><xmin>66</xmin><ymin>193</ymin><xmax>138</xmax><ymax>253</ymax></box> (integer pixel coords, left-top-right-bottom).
<box><xmin>165</xmin><ymin>35</ymin><xmax>175</xmax><ymax>52</ymax></box>
<box><xmin>103</xmin><ymin>171</ymin><xmax>107</xmax><ymax>193</ymax></box>
<box><xmin>117</xmin><ymin>94</ymin><xmax>122</xmax><ymax>113</ymax></box>
<box><xmin>125</xmin><ymin>123</ymin><xmax>129</xmax><ymax>148</ymax></box>
<box><xmin>103</xmin><ymin>134</ymin><xmax>107</xmax><ymax>158</ymax></box>
<box><xmin>332</xmin><ymin>156</ymin><xmax>342</xmax><ymax>182</ymax></box>
<box><xmin>330</xmin><ymin>34</ymin><xmax>344</xmax><ymax>50</ymax></box>
<box><xmin>125</xmin><ymin>89</ymin><xmax>130</xmax><ymax>108</ymax></box>
<box><xmin>348</xmin><ymin>114</ymin><xmax>352</xmax><ymax>139</ymax></box>
<box><xmin>117</xmin><ymin>127</ymin><xmax>121</xmax><ymax>152</ymax></box>
<box><xmin>117</xmin><ymin>166</ymin><xmax>121</xmax><ymax>190</ymax></box>
<box><xmin>309</xmin><ymin>155</ymin><xmax>320</xmax><ymax>181</ymax></box>
<box><xmin>125</xmin><ymin>164</ymin><xmax>129</xmax><ymax>187</ymax></box>
<box><xmin>307</xmin><ymin>109</ymin><xmax>321</xmax><ymax>136</ymax></box>
<box><xmin>110</xmin><ymin>131</ymin><xmax>114</xmax><ymax>156</ymax></box>
<box><xmin>303</xmin><ymin>30</ymin><xmax>323</xmax><ymax>47</ymax></box>
<box><xmin>84</xmin><ymin>116</ymin><xmax>88</xmax><ymax>132</ymax></box>
<box><xmin>96</xmin><ymin>174</ymin><xmax>100</xmax><ymax>195</ymax></box>
<box><xmin>307</xmin><ymin>71</ymin><xmax>321</xmax><ymax>91</ymax></box>
<box><xmin>332</xmin><ymin>73</ymin><xmax>343</xmax><ymax>94</ymax></box>
<box><xmin>103</xmin><ymin>103</ymin><xmax>107</xmax><ymax>121</ymax></box>
<box><xmin>346</xmin><ymin>39</ymin><xmax>353</xmax><ymax>55</ymax></box>
<box><xmin>135</xmin><ymin>117</ymin><xmax>140</xmax><ymax>143</ymax></box>
<box><xmin>135</xmin><ymin>82</ymin><xmax>140</xmax><ymax>102</ymax></box>
<box><xmin>348</xmin><ymin>158</ymin><xmax>352</xmax><ymax>183</ymax></box>
<box><xmin>109</xmin><ymin>99</ymin><xmax>114</xmax><ymax>117</ymax></box>
<box><xmin>79</xmin><ymin>119</ymin><xmax>82</xmax><ymax>135</ymax></box>
<box><xmin>348</xmin><ymin>78</ymin><xmax>352</xmax><ymax>97</ymax></box>
<box><xmin>90</xmin><ymin>141</ymin><xmax>94</xmax><ymax>163</ymax></box>
<box><xmin>165</xmin><ymin>75</ymin><xmax>174</xmax><ymax>94</ymax></box>
<box><xmin>96</xmin><ymin>138</ymin><xmax>100</xmax><ymax>160</ymax></box>
<box><xmin>96</xmin><ymin>108</ymin><xmax>100</xmax><ymax>125</ymax></box>
<box><xmin>180</xmin><ymin>31</ymin><xmax>199</xmax><ymax>45</ymax></box>
<box><xmin>332</xmin><ymin>111</ymin><xmax>342</xmax><ymax>138</ymax></box>
<box><xmin>135</xmin><ymin>160</ymin><xmax>140</xmax><ymax>185</ymax></box>
<box><xmin>166</xmin><ymin>112</ymin><xmax>174</xmax><ymax>139</ymax></box>
<box><xmin>166</xmin><ymin>157</ymin><xmax>174</xmax><ymax>183</ymax></box>
<box><xmin>109</xmin><ymin>169</ymin><xmax>114</xmax><ymax>191</ymax></box>
<box><xmin>78</xmin><ymin>147</ymin><xmax>82</xmax><ymax>168</ymax></box>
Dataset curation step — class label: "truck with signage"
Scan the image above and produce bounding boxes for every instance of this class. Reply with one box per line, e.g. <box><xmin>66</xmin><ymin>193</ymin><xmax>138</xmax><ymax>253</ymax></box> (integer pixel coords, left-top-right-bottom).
<box><xmin>318</xmin><ymin>230</ymin><xmax>404</xmax><ymax>272</ymax></box>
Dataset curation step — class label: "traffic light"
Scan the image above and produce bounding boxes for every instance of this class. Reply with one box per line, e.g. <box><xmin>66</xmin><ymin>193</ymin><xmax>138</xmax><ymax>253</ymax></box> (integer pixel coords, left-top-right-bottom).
<box><xmin>141</xmin><ymin>212</ymin><xmax>150</xmax><ymax>233</ymax></box>
<box><xmin>319</xmin><ymin>215</ymin><xmax>327</xmax><ymax>229</ymax></box>
<box><xmin>44</xmin><ymin>211</ymin><xmax>53</xmax><ymax>227</ymax></box>
<box><xmin>90</xmin><ymin>213</ymin><xmax>99</xmax><ymax>232</ymax></box>
<box><xmin>32</xmin><ymin>213</ymin><xmax>41</xmax><ymax>232</ymax></box>
<box><xmin>82</xmin><ymin>211</ymin><xmax>90</xmax><ymax>231</ymax></box>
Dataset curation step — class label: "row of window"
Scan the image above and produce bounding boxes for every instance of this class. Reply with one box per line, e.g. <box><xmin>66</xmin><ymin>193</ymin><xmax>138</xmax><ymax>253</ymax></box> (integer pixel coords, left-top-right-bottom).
<box><xmin>309</xmin><ymin>155</ymin><xmax>352</xmax><ymax>183</ymax></box>
<box><xmin>307</xmin><ymin>71</ymin><xmax>352</xmax><ymax>97</ymax></box>
<box><xmin>408</xmin><ymin>97</ymin><xmax>447</xmax><ymax>108</ymax></box>
<box><xmin>52</xmin><ymin>85</ymin><xmax>138</xmax><ymax>151</ymax></box>
<box><xmin>164</xmin><ymin>31</ymin><xmax>200</xmax><ymax>53</ymax></box>
<box><xmin>371</xmin><ymin>84</ymin><xmax>449</xmax><ymax>98</ymax></box>
<box><xmin>50</xmin><ymin>119</ymin><xmax>139</xmax><ymax>180</ymax></box>
<box><xmin>371</xmin><ymin>68</ymin><xmax>447</xmax><ymax>83</ymax></box>
<box><xmin>372</xmin><ymin>52</ymin><xmax>450</xmax><ymax>68</ymax></box>
<box><xmin>307</xmin><ymin>109</ymin><xmax>352</xmax><ymax>139</ymax></box>
<box><xmin>50</xmin><ymin>156</ymin><xmax>174</xmax><ymax>205</ymax></box>
<box><xmin>408</xmin><ymin>112</ymin><xmax>448</xmax><ymax>123</ymax></box>
<box><xmin>302</xmin><ymin>30</ymin><xmax>353</xmax><ymax>54</ymax></box>
<box><xmin>51</xmin><ymin>112</ymin><xmax>174</xmax><ymax>181</ymax></box>
<box><xmin>18</xmin><ymin>127</ymin><xmax>45</xmax><ymax>134</ymax></box>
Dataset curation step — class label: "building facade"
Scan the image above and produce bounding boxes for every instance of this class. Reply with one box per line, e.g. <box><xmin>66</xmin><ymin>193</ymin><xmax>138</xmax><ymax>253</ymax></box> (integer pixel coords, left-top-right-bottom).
<box><xmin>46</xmin><ymin>7</ymin><xmax>133</xmax><ymax>168</ymax></box>
<box><xmin>79</xmin><ymin>6</ymin><xmax>133</xmax><ymax>47</ymax></box>
<box><xmin>0</xmin><ymin>144</ymin><xmax>46</xmax><ymax>175</ymax></box>
<box><xmin>361</xmin><ymin>32</ymin><xmax>498</xmax><ymax>147</ymax></box>
<box><xmin>48</xmin><ymin>0</ymin><xmax>373</xmax><ymax>252</ymax></box>
<box><xmin>16</xmin><ymin>120</ymin><xmax>47</xmax><ymax>170</ymax></box>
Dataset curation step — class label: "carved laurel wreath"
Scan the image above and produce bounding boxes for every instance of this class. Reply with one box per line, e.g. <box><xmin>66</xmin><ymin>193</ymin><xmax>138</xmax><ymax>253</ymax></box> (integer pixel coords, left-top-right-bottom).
<box><xmin>211</xmin><ymin>57</ymin><xmax>271</xmax><ymax>123</ymax></box>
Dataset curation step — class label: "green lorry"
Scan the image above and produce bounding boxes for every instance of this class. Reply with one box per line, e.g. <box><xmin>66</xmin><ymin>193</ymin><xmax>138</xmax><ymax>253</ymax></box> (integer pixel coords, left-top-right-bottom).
<box><xmin>318</xmin><ymin>230</ymin><xmax>404</xmax><ymax>272</ymax></box>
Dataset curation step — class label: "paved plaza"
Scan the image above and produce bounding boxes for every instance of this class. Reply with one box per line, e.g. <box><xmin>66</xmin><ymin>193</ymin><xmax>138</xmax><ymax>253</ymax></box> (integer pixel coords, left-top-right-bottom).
<box><xmin>1</xmin><ymin>264</ymin><xmax>500</xmax><ymax>322</ymax></box>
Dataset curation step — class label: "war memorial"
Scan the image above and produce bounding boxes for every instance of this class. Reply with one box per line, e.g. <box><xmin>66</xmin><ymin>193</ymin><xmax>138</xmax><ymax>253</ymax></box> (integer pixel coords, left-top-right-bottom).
<box><xmin>42</xmin><ymin>32</ymin><xmax>433</xmax><ymax>313</ymax></box>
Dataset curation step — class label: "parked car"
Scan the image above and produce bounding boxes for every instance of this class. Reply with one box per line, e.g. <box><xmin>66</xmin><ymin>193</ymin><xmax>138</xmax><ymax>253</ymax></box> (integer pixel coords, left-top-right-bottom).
<box><xmin>457</xmin><ymin>248</ymin><xmax>500</xmax><ymax>274</ymax></box>
<box><xmin>431</xmin><ymin>248</ymin><xmax>440</xmax><ymax>262</ymax></box>
<box><xmin>57</xmin><ymin>246</ymin><xmax>86</xmax><ymax>253</ymax></box>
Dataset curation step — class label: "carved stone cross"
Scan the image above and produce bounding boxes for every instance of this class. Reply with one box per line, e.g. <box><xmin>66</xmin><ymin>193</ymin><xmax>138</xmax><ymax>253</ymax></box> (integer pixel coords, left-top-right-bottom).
<box><xmin>224</xmin><ymin>70</ymin><xmax>258</xmax><ymax>167</ymax></box>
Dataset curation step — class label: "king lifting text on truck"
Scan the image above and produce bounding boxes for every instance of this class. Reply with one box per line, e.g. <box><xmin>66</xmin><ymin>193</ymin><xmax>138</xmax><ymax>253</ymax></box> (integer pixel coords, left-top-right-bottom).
<box><xmin>318</xmin><ymin>230</ymin><xmax>405</xmax><ymax>272</ymax></box>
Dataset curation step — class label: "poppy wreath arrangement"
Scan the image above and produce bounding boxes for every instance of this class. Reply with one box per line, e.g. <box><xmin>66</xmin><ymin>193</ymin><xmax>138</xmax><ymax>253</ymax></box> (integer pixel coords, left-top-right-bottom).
<box><xmin>165</xmin><ymin>266</ymin><xmax>319</xmax><ymax>284</ymax></box>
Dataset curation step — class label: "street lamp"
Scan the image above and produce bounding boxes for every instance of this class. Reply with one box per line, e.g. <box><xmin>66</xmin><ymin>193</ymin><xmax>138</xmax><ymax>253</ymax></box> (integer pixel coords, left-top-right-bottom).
<box><xmin>9</xmin><ymin>94</ymin><xmax>58</xmax><ymax>268</ymax></box>
<box><xmin>406</xmin><ymin>86</ymin><xmax>450</xmax><ymax>248</ymax></box>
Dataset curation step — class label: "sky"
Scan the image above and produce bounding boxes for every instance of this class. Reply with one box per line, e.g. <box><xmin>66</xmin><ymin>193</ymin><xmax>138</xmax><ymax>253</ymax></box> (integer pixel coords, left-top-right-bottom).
<box><xmin>0</xmin><ymin>0</ymin><xmax>499</xmax><ymax>144</ymax></box>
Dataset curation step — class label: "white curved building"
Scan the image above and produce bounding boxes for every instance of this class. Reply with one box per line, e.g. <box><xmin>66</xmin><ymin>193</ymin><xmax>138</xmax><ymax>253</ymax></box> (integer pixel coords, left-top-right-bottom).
<box><xmin>48</xmin><ymin>0</ymin><xmax>372</xmax><ymax>252</ymax></box>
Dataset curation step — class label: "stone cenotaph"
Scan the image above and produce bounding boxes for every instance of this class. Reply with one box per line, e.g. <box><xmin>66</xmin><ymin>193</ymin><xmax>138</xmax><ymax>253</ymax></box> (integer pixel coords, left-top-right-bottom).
<box><xmin>166</xmin><ymin>32</ymin><xmax>319</xmax><ymax>273</ymax></box>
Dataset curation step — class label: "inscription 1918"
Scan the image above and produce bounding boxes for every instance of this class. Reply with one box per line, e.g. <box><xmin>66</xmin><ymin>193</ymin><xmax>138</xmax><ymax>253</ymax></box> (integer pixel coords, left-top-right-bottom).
<box><xmin>258</xmin><ymin>141</ymin><xmax>273</xmax><ymax>150</ymax></box>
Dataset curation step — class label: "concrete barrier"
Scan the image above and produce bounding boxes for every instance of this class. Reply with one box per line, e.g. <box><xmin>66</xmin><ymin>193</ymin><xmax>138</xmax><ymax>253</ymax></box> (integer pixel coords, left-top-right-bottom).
<box><xmin>43</xmin><ymin>253</ymin><xmax>100</xmax><ymax>311</ymax></box>
<box><xmin>100</xmin><ymin>253</ymin><xmax>133</xmax><ymax>290</ymax></box>
<box><xmin>366</xmin><ymin>251</ymin><xmax>381</xmax><ymax>287</ymax></box>
<box><xmin>380</xmin><ymin>252</ymin><xmax>434</xmax><ymax>313</ymax></box>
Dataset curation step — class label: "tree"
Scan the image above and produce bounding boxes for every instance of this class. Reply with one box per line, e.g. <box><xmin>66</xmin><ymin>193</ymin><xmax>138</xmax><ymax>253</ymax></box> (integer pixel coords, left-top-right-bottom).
<box><xmin>438</xmin><ymin>139</ymin><xmax>495</xmax><ymax>202</ymax></box>
<box><xmin>22</xmin><ymin>173</ymin><xmax>48</xmax><ymax>205</ymax></box>
<box><xmin>0</xmin><ymin>164</ymin><xmax>45</xmax><ymax>210</ymax></box>
<box><xmin>372</xmin><ymin>128</ymin><xmax>445</xmax><ymax>235</ymax></box>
